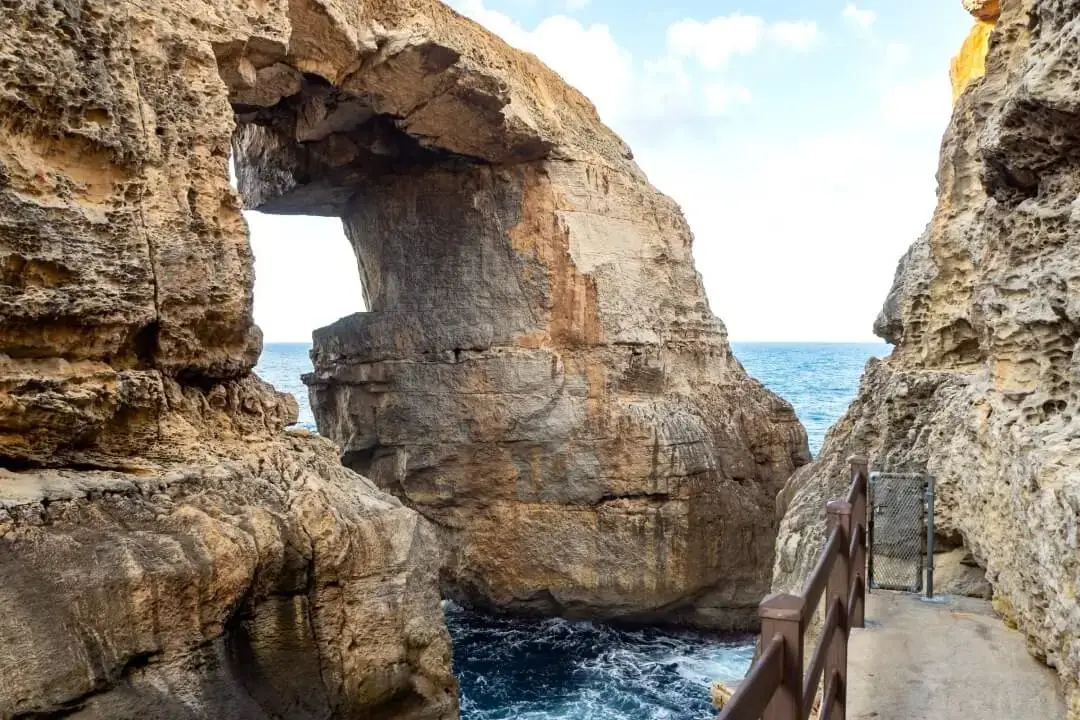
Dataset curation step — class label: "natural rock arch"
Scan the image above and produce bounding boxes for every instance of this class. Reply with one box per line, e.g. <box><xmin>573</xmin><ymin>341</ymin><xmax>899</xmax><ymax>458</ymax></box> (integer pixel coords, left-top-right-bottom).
<box><xmin>0</xmin><ymin>0</ymin><xmax>807</xmax><ymax>717</ymax></box>
<box><xmin>228</xmin><ymin>3</ymin><xmax>811</xmax><ymax>626</ymax></box>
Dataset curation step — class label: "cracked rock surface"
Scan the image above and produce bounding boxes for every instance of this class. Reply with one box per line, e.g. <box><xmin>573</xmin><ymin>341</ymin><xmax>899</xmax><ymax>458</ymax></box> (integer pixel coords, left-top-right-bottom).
<box><xmin>773</xmin><ymin>1</ymin><xmax>1080</xmax><ymax>714</ymax></box>
<box><xmin>0</xmin><ymin>435</ymin><xmax>454</xmax><ymax>719</ymax></box>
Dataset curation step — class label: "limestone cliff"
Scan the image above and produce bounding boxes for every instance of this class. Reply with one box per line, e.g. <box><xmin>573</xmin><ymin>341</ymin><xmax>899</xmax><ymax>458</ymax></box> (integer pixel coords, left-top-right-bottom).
<box><xmin>951</xmin><ymin>20</ymin><xmax>997</xmax><ymax>101</ymax></box>
<box><xmin>1</xmin><ymin>0</ymin><xmax>808</xmax><ymax>715</ymax></box>
<box><xmin>951</xmin><ymin>1</ymin><xmax>1001</xmax><ymax>101</ymax></box>
<box><xmin>0</xmin><ymin>1</ymin><xmax>457</xmax><ymax>717</ymax></box>
<box><xmin>235</xmin><ymin>1</ymin><xmax>805</xmax><ymax>628</ymax></box>
<box><xmin>773</xmin><ymin>0</ymin><xmax>1080</xmax><ymax>714</ymax></box>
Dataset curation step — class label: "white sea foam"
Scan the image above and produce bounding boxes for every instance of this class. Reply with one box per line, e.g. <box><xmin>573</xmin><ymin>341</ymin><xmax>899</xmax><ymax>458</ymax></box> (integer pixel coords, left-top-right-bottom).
<box><xmin>446</xmin><ymin>602</ymin><xmax>754</xmax><ymax>720</ymax></box>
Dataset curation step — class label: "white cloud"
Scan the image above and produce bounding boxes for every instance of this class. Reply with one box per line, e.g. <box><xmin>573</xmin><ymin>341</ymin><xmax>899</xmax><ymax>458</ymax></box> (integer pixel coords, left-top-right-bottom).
<box><xmin>667</xmin><ymin>15</ymin><xmax>821</xmax><ymax>68</ymax></box>
<box><xmin>635</xmin><ymin>130</ymin><xmax>938</xmax><ymax>342</ymax></box>
<box><xmin>842</xmin><ymin>3</ymin><xmax>877</xmax><ymax>30</ymax></box>
<box><xmin>637</xmin><ymin>56</ymin><xmax>694</xmax><ymax>116</ymax></box>
<box><xmin>769</xmin><ymin>21</ymin><xmax>821</xmax><ymax>52</ymax></box>
<box><xmin>879</xmin><ymin>41</ymin><xmax>951</xmax><ymax>131</ymax></box>
<box><xmin>246</xmin><ymin>212</ymin><xmax>365</xmax><ymax>341</ymax></box>
<box><xmin>667</xmin><ymin>14</ymin><xmax>765</xmax><ymax>70</ymax></box>
<box><xmin>702</xmin><ymin>84</ymin><xmax>752</xmax><ymax>115</ymax></box>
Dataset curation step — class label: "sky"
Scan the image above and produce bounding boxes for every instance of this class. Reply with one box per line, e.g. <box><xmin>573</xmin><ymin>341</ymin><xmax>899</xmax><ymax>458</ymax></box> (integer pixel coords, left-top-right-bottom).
<box><xmin>246</xmin><ymin>0</ymin><xmax>974</xmax><ymax>343</ymax></box>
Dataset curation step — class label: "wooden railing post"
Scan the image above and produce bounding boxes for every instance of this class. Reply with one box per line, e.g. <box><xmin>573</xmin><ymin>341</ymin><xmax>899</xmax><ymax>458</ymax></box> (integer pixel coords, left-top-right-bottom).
<box><xmin>759</xmin><ymin>594</ymin><xmax>804</xmax><ymax>720</ymax></box>
<box><xmin>826</xmin><ymin>500</ymin><xmax>852</xmax><ymax>720</ymax></box>
<box><xmin>849</xmin><ymin>455</ymin><xmax>868</xmax><ymax>629</ymax></box>
<box><xmin>717</xmin><ymin>457</ymin><xmax>869</xmax><ymax>720</ymax></box>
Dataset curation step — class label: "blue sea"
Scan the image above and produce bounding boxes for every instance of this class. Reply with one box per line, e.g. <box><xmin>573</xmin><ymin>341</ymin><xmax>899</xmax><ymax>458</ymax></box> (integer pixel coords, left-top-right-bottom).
<box><xmin>255</xmin><ymin>341</ymin><xmax>889</xmax><ymax>720</ymax></box>
<box><xmin>729</xmin><ymin>343</ymin><xmax>889</xmax><ymax>455</ymax></box>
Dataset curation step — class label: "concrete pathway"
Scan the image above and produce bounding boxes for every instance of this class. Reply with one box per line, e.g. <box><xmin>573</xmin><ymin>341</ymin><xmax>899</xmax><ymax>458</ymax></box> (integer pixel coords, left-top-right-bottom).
<box><xmin>847</xmin><ymin>591</ymin><xmax>1066</xmax><ymax>720</ymax></box>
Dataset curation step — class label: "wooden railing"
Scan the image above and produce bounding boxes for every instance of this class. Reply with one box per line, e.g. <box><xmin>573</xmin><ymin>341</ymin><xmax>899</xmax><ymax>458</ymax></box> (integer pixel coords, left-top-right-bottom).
<box><xmin>718</xmin><ymin>456</ymin><xmax>869</xmax><ymax>720</ymax></box>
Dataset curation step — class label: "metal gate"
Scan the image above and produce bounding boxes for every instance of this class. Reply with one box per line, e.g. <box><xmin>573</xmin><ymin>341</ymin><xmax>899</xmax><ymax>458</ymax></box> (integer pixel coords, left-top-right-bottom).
<box><xmin>868</xmin><ymin>472</ymin><xmax>935</xmax><ymax>596</ymax></box>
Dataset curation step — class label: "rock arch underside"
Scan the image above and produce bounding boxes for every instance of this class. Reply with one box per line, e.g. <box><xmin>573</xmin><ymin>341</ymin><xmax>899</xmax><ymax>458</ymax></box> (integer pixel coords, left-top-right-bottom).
<box><xmin>0</xmin><ymin>1</ymin><xmax>810</xmax><ymax>717</ymax></box>
<box><xmin>774</xmin><ymin>0</ymin><xmax>1080</xmax><ymax>715</ymax></box>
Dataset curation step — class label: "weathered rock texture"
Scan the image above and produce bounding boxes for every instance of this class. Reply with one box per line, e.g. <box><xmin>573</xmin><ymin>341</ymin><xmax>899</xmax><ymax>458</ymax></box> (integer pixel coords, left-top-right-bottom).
<box><xmin>774</xmin><ymin>0</ymin><xmax>1080</xmax><ymax>714</ymax></box>
<box><xmin>1</xmin><ymin>437</ymin><xmax>454</xmax><ymax>719</ymax></box>
<box><xmin>964</xmin><ymin>0</ymin><xmax>1002</xmax><ymax>21</ymax></box>
<box><xmin>235</xmin><ymin>1</ymin><xmax>806</xmax><ymax>629</ymax></box>
<box><xmin>935</xmin><ymin>548</ymin><xmax>994</xmax><ymax>599</ymax></box>
<box><xmin>951</xmin><ymin>0</ymin><xmax>1001</xmax><ymax>101</ymax></box>
<box><xmin>1</xmin><ymin>1</ymin><xmax>459</xmax><ymax>717</ymax></box>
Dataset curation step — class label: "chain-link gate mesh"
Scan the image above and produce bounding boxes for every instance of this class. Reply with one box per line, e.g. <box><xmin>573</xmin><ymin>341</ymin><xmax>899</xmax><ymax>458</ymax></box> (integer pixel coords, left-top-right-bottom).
<box><xmin>869</xmin><ymin>473</ymin><xmax>928</xmax><ymax>593</ymax></box>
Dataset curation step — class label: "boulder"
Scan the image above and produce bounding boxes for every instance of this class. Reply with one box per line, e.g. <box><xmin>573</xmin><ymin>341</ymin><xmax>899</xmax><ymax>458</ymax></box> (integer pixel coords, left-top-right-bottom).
<box><xmin>0</xmin><ymin>436</ymin><xmax>455</xmax><ymax>719</ymax></box>
<box><xmin>963</xmin><ymin>0</ymin><xmax>1002</xmax><ymax>21</ymax></box>
<box><xmin>935</xmin><ymin>548</ymin><xmax>993</xmax><ymax>600</ymax></box>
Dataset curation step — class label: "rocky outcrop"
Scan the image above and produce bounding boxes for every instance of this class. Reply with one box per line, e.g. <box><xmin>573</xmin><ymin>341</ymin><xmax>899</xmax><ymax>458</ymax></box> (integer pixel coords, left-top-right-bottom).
<box><xmin>935</xmin><ymin>548</ymin><xmax>993</xmax><ymax>599</ymax></box>
<box><xmin>711</xmin><ymin>680</ymin><xmax>735</xmax><ymax>710</ymax></box>
<box><xmin>235</xmin><ymin>0</ymin><xmax>804</xmax><ymax>628</ymax></box>
<box><xmin>0</xmin><ymin>1</ymin><xmax>458</xmax><ymax>717</ymax></box>
<box><xmin>964</xmin><ymin>0</ymin><xmax>1002</xmax><ymax>21</ymax></box>
<box><xmin>774</xmin><ymin>0</ymin><xmax>1080</xmax><ymax>713</ymax></box>
<box><xmin>951</xmin><ymin>1</ymin><xmax>1001</xmax><ymax>101</ymax></box>
<box><xmin>1</xmin><ymin>436</ymin><xmax>454</xmax><ymax>719</ymax></box>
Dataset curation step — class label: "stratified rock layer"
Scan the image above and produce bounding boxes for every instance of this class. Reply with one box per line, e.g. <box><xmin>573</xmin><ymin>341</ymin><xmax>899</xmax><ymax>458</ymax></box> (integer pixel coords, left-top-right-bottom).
<box><xmin>1</xmin><ymin>1</ymin><xmax>458</xmax><ymax>717</ymax></box>
<box><xmin>1</xmin><ymin>437</ymin><xmax>453</xmax><ymax>720</ymax></box>
<box><xmin>233</xmin><ymin>1</ymin><xmax>807</xmax><ymax>628</ymax></box>
<box><xmin>774</xmin><ymin>0</ymin><xmax>1080</xmax><ymax>713</ymax></box>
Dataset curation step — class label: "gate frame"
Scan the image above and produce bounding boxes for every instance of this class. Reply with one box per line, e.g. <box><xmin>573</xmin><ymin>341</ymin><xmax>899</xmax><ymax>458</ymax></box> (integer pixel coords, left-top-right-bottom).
<box><xmin>867</xmin><ymin>471</ymin><xmax>935</xmax><ymax>599</ymax></box>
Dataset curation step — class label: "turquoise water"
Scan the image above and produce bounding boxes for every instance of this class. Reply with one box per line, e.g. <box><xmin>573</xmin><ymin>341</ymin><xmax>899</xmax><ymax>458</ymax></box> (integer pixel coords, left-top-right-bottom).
<box><xmin>731</xmin><ymin>342</ymin><xmax>890</xmax><ymax>456</ymax></box>
<box><xmin>254</xmin><ymin>341</ymin><xmax>888</xmax><ymax>720</ymax></box>
<box><xmin>255</xmin><ymin>342</ymin><xmax>318</xmax><ymax>431</ymax></box>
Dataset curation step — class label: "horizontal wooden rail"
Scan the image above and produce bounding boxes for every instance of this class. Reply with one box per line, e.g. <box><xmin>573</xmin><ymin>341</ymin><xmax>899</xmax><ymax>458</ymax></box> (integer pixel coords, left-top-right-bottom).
<box><xmin>717</xmin><ymin>455</ymin><xmax>869</xmax><ymax>720</ymax></box>
<box><xmin>801</xmin><ymin>527</ymin><xmax>841</xmax><ymax>615</ymax></box>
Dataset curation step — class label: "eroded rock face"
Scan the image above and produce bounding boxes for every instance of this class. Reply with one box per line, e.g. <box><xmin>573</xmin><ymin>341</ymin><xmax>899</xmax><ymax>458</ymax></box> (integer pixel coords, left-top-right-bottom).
<box><xmin>952</xmin><ymin>0</ymin><xmax>1002</xmax><ymax>101</ymax></box>
<box><xmin>964</xmin><ymin>0</ymin><xmax>1002</xmax><ymax>21</ymax></box>
<box><xmin>775</xmin><ymin>0</ymin><xmax>1080</xmax><ymax>713</ymax></box>
<box><xmin>1</xmin><ymin>1</ymin><xmax>455</xmax><ymax>717</ymax></box>
<box><xmin>0</xmin><ymin>436</ymin><xmax>454</xmax><ymax>720</ymax></box>
<box><xmin>231</xmin><ymin>1</ymin><xmax>808</xmax><ymax>628</ymax></box>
